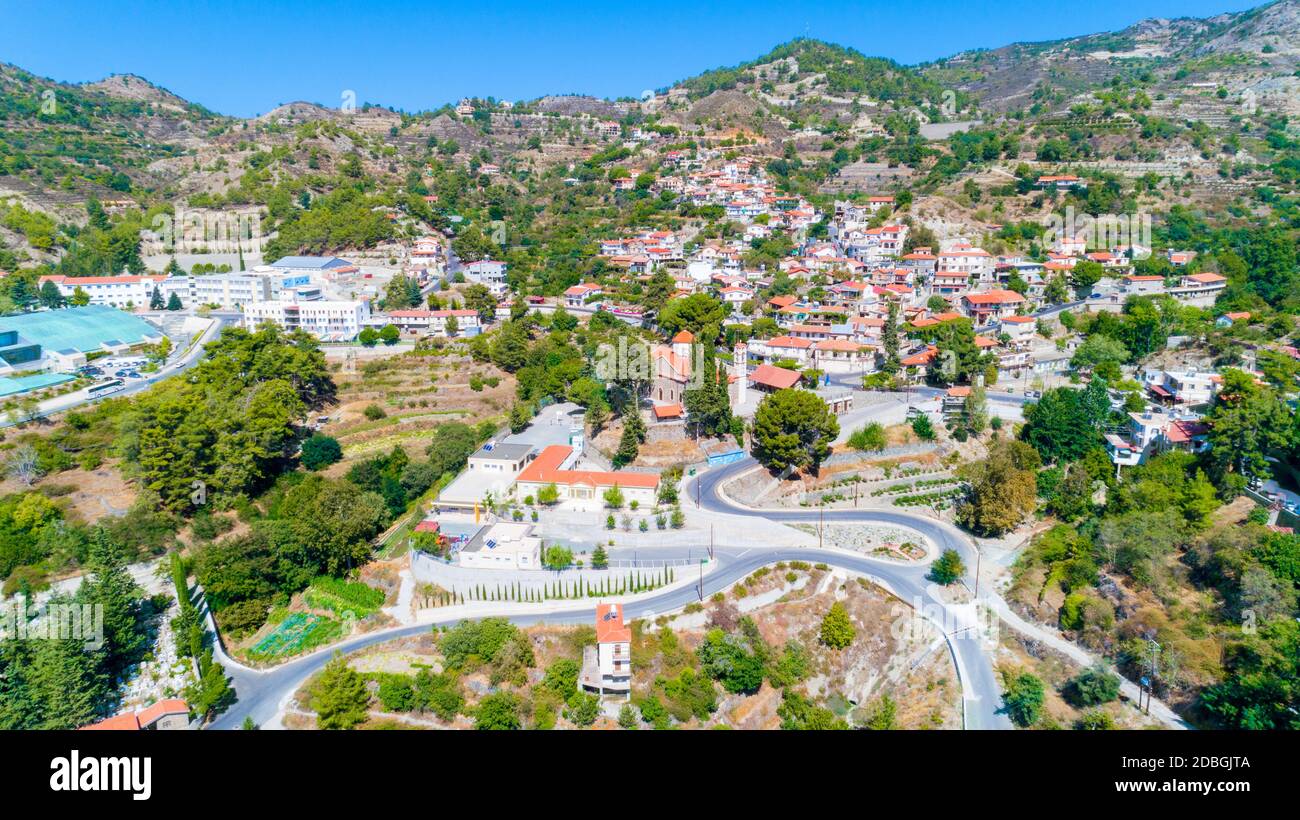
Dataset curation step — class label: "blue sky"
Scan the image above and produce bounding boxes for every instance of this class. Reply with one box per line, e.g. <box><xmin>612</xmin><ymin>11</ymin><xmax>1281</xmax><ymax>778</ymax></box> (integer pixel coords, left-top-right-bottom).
<box><xmin>0</xmin><ymin>0</ymin><xmax>1264</xmax><ymax>117</ymax></box>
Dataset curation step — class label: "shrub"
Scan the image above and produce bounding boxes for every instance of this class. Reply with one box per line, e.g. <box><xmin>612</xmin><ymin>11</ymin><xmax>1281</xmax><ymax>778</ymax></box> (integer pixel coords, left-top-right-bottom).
<box><xmin>301</xmin><ymin>434</ymin><xmax>343</xmax><ymax>470</ymax></box>
<box><xmin>929</xmin><ymin>549</ymin><xmax>965</xmax><ymax>585</ymax></box>
<box><xmin>818</xmin><ymin>602</ymin><xmax>855</xmax><ymax>649</ymax></box>
<box><xmin>1002</xmin><ymin>671</ymin><xmax>1045</xmax><ymax>727</ymax></box>
<box><xmin>911</xmin><ymin>414</ymin><xmax>936</xmax><ymax>440</ymax></box>
<box><xmin>1063</xmin><ymin>665</ymin><xmax>1121</xmax><ymax>708</ymax></box>
<box><xmin>847</xmin><ymin>422</ymin><xmax>887</xmax><ymax>452</ymax></box>
<box><xmin>377</xmin><ymin>677</ymin><xmax>416</xmax><ymax>712</ymax></box>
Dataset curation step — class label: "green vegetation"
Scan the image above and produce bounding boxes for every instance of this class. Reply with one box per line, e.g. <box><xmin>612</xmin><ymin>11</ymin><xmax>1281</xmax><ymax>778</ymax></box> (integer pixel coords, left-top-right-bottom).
<box><xmin>1001</xmin><ymin>670</ymin><xmax>1046</xmax><ymax>728</ymax></box>
<box><xmin>311</xmin><ymin>652</ymin><xmax>370</xmax><ymax>730</ymax></box>
<box><xmin>751</xmin><ymin>388</ymin><xmax>839</xmax><ymax>473</ymax></box>
<box><xmin>300</xmin><ymin>434</ymin><xmax>343</xmax><ymax>470</ymax></box>
<box><xmin>0</xmin><ymin>531</ymin><xmax>166</xmax><ymax>728</ymax></box>
<box><xmin>818</xmin><ymin>601</ymin><xmax>856</xmax><ymax>649</ymax></box>
<box><xmin>929</xmin><ymin>549</ymin><xmax>966</xmax><ymax>585</ymax></box>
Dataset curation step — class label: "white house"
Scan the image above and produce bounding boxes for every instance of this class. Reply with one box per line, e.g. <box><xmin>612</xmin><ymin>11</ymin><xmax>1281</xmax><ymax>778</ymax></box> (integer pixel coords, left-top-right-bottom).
<box><xmin>581</xmin><ymin>602</ymin><xmax>632</xmax><ymax>695</ymax></box>
<box><xmin>463</xmin><ymin>260</ymin><xmax>509</xmax><ymax>294</ymax></box>
<box><xmin>457</xmin><ymin>522</ymin><xmax>541</xmax><ymax>570</ymax></box>
<box><xmin>1142</xmin><ymin>369</ymin><xmax>1220</xmax><ymax>407</ymax></box>
<box><xmin>382</xmin><ymin>308</ymin><xmax>480</xmax><ymax>336</ymax></box>
<box><xmin>512</xmin><ymin>445</ymin><xmax>658</xmax><ymax>511</ymax></box>
<box><xmin>564</xmin><ymin>283</ymin><xmax>603</xmax><ymax>307</ymax></box>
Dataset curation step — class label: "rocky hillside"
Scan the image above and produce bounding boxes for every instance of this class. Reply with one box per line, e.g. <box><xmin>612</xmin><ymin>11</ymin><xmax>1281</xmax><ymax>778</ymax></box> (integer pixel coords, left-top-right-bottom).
<box><xmin>923</xmin><ymin>0</ymin><xmax>1300</xmax><ymax>114</ymax></box>
<box><xmin>0</xmin><ymin>0</ymin><xmax>1296</xmax><ymax>262</ymax></box>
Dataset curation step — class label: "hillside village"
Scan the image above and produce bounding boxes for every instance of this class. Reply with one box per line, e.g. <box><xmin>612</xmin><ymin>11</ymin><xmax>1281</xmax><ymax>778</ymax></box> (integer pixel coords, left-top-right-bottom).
<box><xmin>0</xmin><ymin>1</ymin><xmax>1298</xmax><ymax>738</ymax></box>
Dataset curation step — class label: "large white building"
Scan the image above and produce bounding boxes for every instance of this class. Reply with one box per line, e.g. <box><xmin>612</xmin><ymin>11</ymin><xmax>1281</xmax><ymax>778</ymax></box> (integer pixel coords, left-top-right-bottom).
<box><xmin>243</xmin><ymin>297</ymin><xmax>371</xmax><ymax>341</ymax></box>
<box><xmin>158</xmin><ymin>269</ymin><xmax>319</xmax><ymax>310</ymax></box>
<box><xmin>38</xmin><ymin>274</ymin><xmax>169</xmax><ymax>308</ymax></box>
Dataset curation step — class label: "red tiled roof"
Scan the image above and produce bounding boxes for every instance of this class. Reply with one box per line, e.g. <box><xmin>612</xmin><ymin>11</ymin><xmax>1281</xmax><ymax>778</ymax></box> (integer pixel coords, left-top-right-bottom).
<box><xmin>749</xmin><ymin>364</ymin><xmax>802</xmax><ymax>390</ymax></box>
<box><xmin>596</xmin><ymin>603</ymin><xmax>631</xmax><ymax>643</ymax></box>
<box><xmin>653</xmin><ymin>403</ymin><xmax>683</xmax><ymax>419</ymax></box>
<box><xmin>80</xmin><ymin>713</ymin><xmax>141</xmax><ymax>731</ymax></box>
<box><xmin>80</xmin><ymin>698</ymin><xmax>188</xmax><ymax>730</ymax></box>
<box><xmin>766</xmin><ymin>335</ymin><xmax>814</xmax><ymax>349</ymax></box>
<box><xmin>813</xmin><ymin>339</ymin><xmax>863</xmax><ymax>352</ymax></box>
<box><xmin>516</xmin><ymin>445</ymin><xmax>658</xmax><ymax>489</ymax></box>
<box><xmin>1166</xmin><ymin>420</ymin><xmax>1210</xmax><ymax>443</ymax></box>
<box><xmin>136</xmin><ymin>699</ymin><xmax>189</xmax><ymax>727</ymax></box>
<box><xmin>901</xmin><ymin>346</ymin><xmax>939</xmax><ymax>367</ymax></box>
<box><xmin>963</xmin><ymin>290</ymin><xmax>1025</xmax><ymax>305</ymax></box>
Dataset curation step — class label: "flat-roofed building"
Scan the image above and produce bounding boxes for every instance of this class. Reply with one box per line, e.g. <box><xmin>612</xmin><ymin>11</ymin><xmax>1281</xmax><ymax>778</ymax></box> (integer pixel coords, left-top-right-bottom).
<box><xmin>0</xmin><ymin>305</ymin><xmax>164</xmax><ymax>375</ymax></box>
<box><xmin>243</xmin><ymin>298</ymin><xmax>371</xmax><ymax>341</ymax></box>
<box><xmin>457</xmin><ymin>521</ymin><xmax>542</xmax><ymax>570</ymax></box>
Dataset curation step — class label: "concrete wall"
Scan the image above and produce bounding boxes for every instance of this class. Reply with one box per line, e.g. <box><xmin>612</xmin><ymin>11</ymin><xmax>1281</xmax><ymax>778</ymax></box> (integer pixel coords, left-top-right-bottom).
<box><xmin>410</xmin><ymin>549</ymin><xmax>689</xmax><ymax>600</ymax></box>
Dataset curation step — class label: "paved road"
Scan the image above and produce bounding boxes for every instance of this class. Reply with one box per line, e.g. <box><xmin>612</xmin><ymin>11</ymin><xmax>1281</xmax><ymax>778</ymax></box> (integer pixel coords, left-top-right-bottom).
<box><xmin>1</xmin><ymin>310</ymin><xmax>239</xmax><ymax>427</ymax></box>
<box><xmin>208</xmin><ymin>455</ymin><xmax>1014</xmax><ymax>730</ymax></box>
<box><xmin>687</xmin><ymin>458</ymin><xmax>1012</xmax><ymax>730</ymax></box>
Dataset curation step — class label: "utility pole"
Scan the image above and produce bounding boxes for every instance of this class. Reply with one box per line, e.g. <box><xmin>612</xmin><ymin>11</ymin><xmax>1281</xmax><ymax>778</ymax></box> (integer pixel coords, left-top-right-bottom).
<box><xmin>973</xmin><ymin>547</ymin><xmax>982</xmax><ymax>597</ymax></box>
<box><xmin>818</xmin><ymin>506</ymin><xmax>824</xmax><ymax>550</ymax></box>
<box><xmin>1145</xmin><ymin>638</ymin><xmax>1161</xmax><ymax>715</ymax></box>
<box><xmin>709</xmin><ymin>524</ymin><xmax>714</xmax><ymax>561</ymax></box>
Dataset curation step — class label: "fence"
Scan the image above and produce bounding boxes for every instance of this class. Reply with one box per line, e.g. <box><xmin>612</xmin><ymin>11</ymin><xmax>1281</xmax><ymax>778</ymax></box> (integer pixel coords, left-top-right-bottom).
<box><xmin>409</xmin><ymin>549</ymin><xmax>695</xmax><ymax>602</ymax></box>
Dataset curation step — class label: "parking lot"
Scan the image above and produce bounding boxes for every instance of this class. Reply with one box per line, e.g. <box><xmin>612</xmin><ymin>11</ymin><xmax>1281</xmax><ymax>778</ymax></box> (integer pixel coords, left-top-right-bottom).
<box><xmin>78</xmin><ymin>356</ymin><xmax>149</xmax><ymax>382</ymax></box>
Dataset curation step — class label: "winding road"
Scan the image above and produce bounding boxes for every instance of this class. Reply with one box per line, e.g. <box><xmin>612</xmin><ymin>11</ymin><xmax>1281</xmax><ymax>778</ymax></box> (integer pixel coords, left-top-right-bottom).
<box><xmin>209</xmin><ymin>455</ymin><xmax>1015</xmax><ymax>730</ymax></box>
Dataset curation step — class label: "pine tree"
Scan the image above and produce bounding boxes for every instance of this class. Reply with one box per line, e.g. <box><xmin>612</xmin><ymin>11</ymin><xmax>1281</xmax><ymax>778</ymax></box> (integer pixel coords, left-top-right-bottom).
<box><xmin>79</xmin><ymin>529</ymin><xmax>146</xmax><ymax>678</ymax></box>
<box><xmin>614</xmin><ymin>420</ymin><xmax>640</xmax><ymax>467</ymax></box>
<box><xmin>312</xmin><ymin>653</ymin><xmax>370</xmax><ymax>730</ymax></box>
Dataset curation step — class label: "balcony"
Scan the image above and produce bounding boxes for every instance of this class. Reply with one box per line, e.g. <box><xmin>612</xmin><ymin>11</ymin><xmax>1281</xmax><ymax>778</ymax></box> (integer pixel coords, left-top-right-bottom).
<box><xmin>1104</xmin><ymin>433</ymin><xmax>1144</xmax><ymax>467</ymax></box>
<box><xmin>579</xmin><ymin>645</ymin><xmax>632</xmax><ymax>693</ymax></box>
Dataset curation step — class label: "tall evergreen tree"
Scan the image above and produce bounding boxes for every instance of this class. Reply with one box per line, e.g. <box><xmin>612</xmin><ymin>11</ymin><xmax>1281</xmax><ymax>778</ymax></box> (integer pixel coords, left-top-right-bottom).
<box><xmin>883</xmin><ymin>300</ymin><xmax>901</xmax><ymax>374</ymax></box>
<box><xmin>78</xmin><ymin>529</ymin><xmax>147</xmax><ymax>679</ymax></box>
